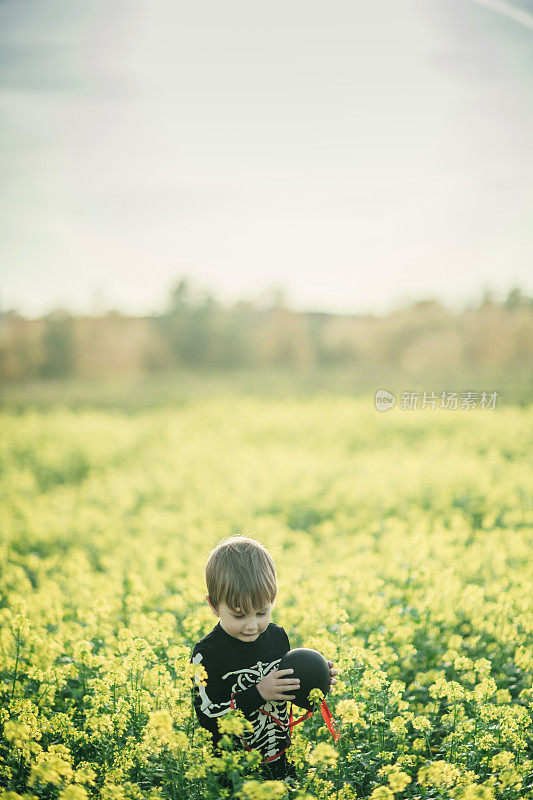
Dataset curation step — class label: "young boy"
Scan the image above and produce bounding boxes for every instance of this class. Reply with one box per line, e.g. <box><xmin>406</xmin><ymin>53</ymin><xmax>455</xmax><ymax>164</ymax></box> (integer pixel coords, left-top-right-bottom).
<box><xmin>189</xmin><ymin>536</ymin><xmax>338</xmax><ymax>785</ymax></box>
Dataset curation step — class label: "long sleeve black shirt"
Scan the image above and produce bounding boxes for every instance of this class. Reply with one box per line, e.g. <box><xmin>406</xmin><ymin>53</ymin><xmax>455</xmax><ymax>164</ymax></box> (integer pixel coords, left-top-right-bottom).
<box><xmin>190</xmin><ymin>621</ymin><xmax>292</xmax><ymax>761</ymax></box>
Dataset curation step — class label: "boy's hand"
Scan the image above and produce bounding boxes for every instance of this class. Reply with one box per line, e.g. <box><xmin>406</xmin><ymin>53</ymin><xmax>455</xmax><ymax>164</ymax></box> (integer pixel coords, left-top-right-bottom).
<box><xmin>327</xmin><ymin>660</ymin><xmax>338</xmax><ymax>694</ymax></box>
<box><xmin>257</xmin><ymin>669</ymin><xmax>300</xmax><ymax>702</ymax></box>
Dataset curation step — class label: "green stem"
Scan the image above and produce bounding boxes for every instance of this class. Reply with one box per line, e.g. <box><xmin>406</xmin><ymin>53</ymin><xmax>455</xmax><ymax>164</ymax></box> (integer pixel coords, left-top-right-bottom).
<box><xmin>451</xmin><ymin>701</ymin><xmax>457</xmax><ymax>763</ymax></box>
<box><xmin>11</xmin><ymin>632</ymin><xmax>20</xmax><ymax>700</ymax></box>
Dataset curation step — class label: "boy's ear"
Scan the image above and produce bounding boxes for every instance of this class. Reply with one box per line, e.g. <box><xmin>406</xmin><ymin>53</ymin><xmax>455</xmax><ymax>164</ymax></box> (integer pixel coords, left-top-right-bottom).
<box><xmin>206</xmin><ymin>594</ymin><xmax>219</xmax><ymax>616</ymax></box>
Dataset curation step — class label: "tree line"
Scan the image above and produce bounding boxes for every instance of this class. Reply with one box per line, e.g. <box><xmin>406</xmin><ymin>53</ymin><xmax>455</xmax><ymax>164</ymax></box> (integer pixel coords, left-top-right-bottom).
<box><xmin>0</xmin><ymin>281</ymin><xmax>531</xmax><ymax>381</ymax></box>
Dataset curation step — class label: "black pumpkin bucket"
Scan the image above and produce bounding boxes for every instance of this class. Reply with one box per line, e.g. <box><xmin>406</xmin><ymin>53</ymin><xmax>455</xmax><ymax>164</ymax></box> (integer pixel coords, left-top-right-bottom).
<box><xmin>279</xmin><ymin>647</ymin><xmax>340</xmax><ymax>742</ymax></box>
<box><xmin>230</xmin><ymin>647</ymin><xmax>340</xmax><ymax>765</ymax></box>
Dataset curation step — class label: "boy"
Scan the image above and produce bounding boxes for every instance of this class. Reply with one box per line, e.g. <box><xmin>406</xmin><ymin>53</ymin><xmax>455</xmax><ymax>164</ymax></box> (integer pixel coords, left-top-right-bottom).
<box><xmin>189</xmin><ymin>536</ymin><xmax>338</xmax><ymax>785</ymax></box>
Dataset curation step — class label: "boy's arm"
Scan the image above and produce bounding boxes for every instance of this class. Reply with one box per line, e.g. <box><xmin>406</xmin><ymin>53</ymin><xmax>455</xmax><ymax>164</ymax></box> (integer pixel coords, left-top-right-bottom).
<box><xmin>190</xmin><ymin>650</ymin><xmax>265</xmax><ymax>729</ymax></box>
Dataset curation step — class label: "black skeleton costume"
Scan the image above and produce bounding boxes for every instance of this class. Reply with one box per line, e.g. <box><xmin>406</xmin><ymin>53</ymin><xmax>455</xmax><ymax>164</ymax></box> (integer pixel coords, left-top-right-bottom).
<box><xmin>190</xmin><ymin>621</ymin><xmax>292</xmax><ymax>762</ymax></box>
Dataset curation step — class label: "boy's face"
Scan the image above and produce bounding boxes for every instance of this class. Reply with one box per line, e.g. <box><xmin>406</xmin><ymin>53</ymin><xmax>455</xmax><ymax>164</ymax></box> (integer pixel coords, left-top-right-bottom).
<box><xmin>206</xmin><ymin>594</ymin><xmax>273</xmax><ymax>642</ymax></box>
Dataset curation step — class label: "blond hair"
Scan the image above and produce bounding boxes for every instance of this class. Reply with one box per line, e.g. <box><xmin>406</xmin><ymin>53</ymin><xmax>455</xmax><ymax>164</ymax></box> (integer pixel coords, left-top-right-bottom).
<box><xmin>205</xmin><ymin>535</ymin><xmax>277</xmax><ymax>615</ymax></box>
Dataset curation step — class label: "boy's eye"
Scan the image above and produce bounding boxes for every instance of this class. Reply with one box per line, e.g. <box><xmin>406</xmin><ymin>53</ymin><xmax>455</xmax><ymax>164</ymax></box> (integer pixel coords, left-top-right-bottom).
<box><xmin>233</xmin><ymin>611</ymin><xmax>267</xmax><ymax>619</ymax></box>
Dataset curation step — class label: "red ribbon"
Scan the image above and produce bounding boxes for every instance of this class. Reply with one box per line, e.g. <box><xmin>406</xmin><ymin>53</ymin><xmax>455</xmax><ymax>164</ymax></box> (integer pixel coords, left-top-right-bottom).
<box><xmin>320</xmin><ymin>698</ymin><xmax>340</xmax><ymax>743</ymax></box>
<box><xmin>229</xmin><ymin>692</ymin><xmax>341</xmax><ymax>757</ymax></box>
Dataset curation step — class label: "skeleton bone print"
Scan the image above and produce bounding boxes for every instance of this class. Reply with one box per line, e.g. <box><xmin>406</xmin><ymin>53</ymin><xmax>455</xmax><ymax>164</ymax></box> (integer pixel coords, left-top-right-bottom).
<box><xmin>190</xmin><ymin>621</ymin><xmax>292</xmax><ymax>761</ymax></box>
<box><xmin>224</xmin><ymin>659</ymin><xmax>290</xmax><ymax>756</ymax></box>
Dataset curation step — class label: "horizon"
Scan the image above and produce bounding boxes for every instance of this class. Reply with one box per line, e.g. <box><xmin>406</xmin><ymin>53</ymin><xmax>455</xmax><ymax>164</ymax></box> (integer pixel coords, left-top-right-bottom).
<box><xmin>1</xmin><ymin>281</ymin><xmax>529</xmax><ymax>321</ymax></box>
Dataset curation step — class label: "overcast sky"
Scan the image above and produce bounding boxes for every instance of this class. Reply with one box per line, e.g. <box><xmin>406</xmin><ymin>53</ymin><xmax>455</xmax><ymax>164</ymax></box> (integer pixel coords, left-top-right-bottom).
<box><xmin>0</xmin><ymin>0</ymin><xmax>532</xmax><ymax>317</ymax></box>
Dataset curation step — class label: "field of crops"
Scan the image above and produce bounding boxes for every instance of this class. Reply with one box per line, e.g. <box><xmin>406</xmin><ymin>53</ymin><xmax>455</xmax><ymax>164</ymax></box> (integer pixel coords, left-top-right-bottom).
<box><xmin>1</xmin><ymin>396</ymin><xmax>532</xmax><ymax>800</ymax></box>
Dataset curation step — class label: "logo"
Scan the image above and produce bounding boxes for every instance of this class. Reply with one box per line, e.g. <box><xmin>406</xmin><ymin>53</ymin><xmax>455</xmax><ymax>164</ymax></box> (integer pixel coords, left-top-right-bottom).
<box><xmin>375</xmin><ymin>389</ymin><xmax>395</xmax><ymax>412</ymax></box>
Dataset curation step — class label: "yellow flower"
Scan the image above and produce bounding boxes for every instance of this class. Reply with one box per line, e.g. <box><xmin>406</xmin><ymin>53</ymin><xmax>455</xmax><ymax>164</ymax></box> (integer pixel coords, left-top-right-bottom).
<box><xmin>473</xmin><ymin>659</ymin><xmax>491</xmax><ymax>676</ymax></box>
<box><xmin>308</xmin><ymin>742</ymin><xmax>338</xmax><ymax>768</ymax></box>
<box><xmin>418</xmin><ymin>760</ymin><xmax>459</xmax><ymax>789</ymax></box>
<box><xmin>389</xmin><ymin>716</ymin><xmax>407</xmax><ymax>736</ymax></box>
<box><xmin>473</xmin><ymin>678</ymin><xmax>497</xmax><ymax>703</ymax></box>
<box><xmin>189</xmin><ymin>662</ymin><xmax>208</xmax><ymax>687</ymax></box>
<box><xmin>495</xmin><ymin>689</ymin><xmax>511</xmax><ymax>704</ymax></box>
<box><xmin>370</xmin><ymin>787</ymin><xmax>394</xmax><ymax>800</ymax></box>
<box><xmin>218</xmin><ymin>711</ymin><xmax>253</xmax><ymax>736</ymax></box>
<box><xmin>489</xmin><ymin>752</ymin><xmax>514</xmax><ymax>773</ymax></box>
<box><xmin>237</xmin><ymin>779</ymin><xmax>287</xmax><ymax>799</ymax></box>
<box><xmin>308</xmin><ymin>687</ymin><xmax>326</xmax><ymax>707</ymax></box>
<box><xmin>28</xmin><ymin>756</ymin><xmax>73</xmax><ymax>789</ymax></box>
<box><xmin>429</xmin><ymin>677</ymin><xmax>448</xmax><ymax>699</ymax></box>
<box><xmin>100</xmin><ymin>785</ymin><xmax>126</xmax><ymax>800</ymax></box>
<box><xmin>140</xmin><ymin>710</ymin><xmax>188</xmax><ymax>757</ymax></box>
<box><xmin>477</xmin><ymin>733</ymin><xmax>498</xmax><ymax>751</ymax></box>
<box><xmin>362</xmin><ymin>669</ymin><xmax>388</xmax><ymax>693</ymax></box>
<box><xmin>242</xmin><ymin>751</ymin><xmax>263</xmax><ymax>772</ymax></box>
<box><xmin>184</xmin><ymin>764</ymin><xmax>208</xmax><ymax>780</ymax></box>
<box><xmin>395</xmin><ymin>755</ymin><xmax>417</xmax><ymax>770</ymax></box>
<box><xmin>454</xmin><ymin>783</ymin><xmax>496</xmax><ymax>800</ymax></box>
<box><xmin>10</xmin><ymin>604</ymin><xmax>30</xmax><ymax>639</ymax></box>
<box><xmin>146</xmin><ymin>709</ymin><xmax>173</xmax><ymax>735</ymax></box>
<box><xmin>3</xmin><ymin>720</ymin><xmax>30</xmax><ymax>746</ymax></box>
<box><xmin>336</xmin><ymin>699</ymin><xmax>361</xmax><ymax>725</ymax></box>
<box><xmin>514</xmin><ymin>645</ymin><xmax>533</xmax><ymax>671</ymax></box>
<box><xmin>337</xmin><ymin>783</ymin><xmax>358</xmax><ymax>800</ymax></box>
<box><xmin>387</xmin><ymin>772</ymin><xmax>412</xmax><ymax>793</ymax></box>
<box><xmin>58</xmin><ymin>787</ymin><xmax>88</xmax><ymax>800</ymax></box>
<box><xmin>446</xmin><ymin>681</ymin><xmax>466</xmax><ymax>702</ymax></box>
<box><xmin>412</xmin><ymin>715</ymin><xmax>431</xmax><ymax>732</ymax></box>
<box><xmin>454</xmin><ymin>656</ymin><xmax>474</xmax><ymax>672</ymax></box>
<box><xmin>498</xmin><ymin>769</ymin><xmax>522</xmax><ymax>789</ymax></box>
<box><xmin>447</xmin><ymin>635</ymin><xmax>463</xmax><ymax>651</ymax></box>
<box><xmin>387</xmin><ymin>680</ymin><xmax>406</xmax><ymax>706</ymax></box>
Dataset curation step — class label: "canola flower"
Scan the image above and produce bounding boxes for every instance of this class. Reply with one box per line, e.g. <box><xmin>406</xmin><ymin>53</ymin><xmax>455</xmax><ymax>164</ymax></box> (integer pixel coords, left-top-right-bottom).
<box><xmin>369</xmin><ymin>787</ymin><xmax>394</xmax><ymax>800</ymax></box>
<box><xmin>336</xmin><ymin>699</ymin><xmax>362</xmax><ymax>725</ymax></box>
<box><xmin>58</xmin><ymin>787</ymin><xmax>88</xmax><ymax>800</ymax></box>
<box><xmin>140</xmin><ymin>709</ymin><xmax>188</xmax><ymax>757</ymax></box>
<box><xmin>217</xmin><ymin>710</ymin><xmax>254</xmax><ymax>737</ymax></box>
<box><xmin>308</xmin><ymin>743</ymin><xmax>338</xmax><ymax>768</ymax></box>
<box><xmin>388</xmin><ymin>772</ymin><xmax>411</xmax><ymax>793</ymax></box>
<box><xmin>389</xmin><ymin>716</ymin><xmax>407</xmax><ymax>736</ymax></box>
<box><xmin>308</xmin><ymin>687</ymin><xmax>326</xmax><ymax>708</ymax></box>
<box><xmin>237</xmin><ymin>780</ymin><xmax>287</xmax><ymax>800</ymax></box>
<box><xmin>418</xmin><ymin>760</ymin><xmax>461</xmax><ymax>789</ymax></box>
<box><xmin>452</xmin><ymin>786</ymin><xmax>496</xmax><ymax>800</ymax></box>
<box><xmin>0</xmin><ymin>398</ymin><xmax>531</xmax><ymax>800</ymax></box>
<box><xmin>412</xmin><ymin>715</ymin><xmax>431</xmax><ymax>732</ymax></box>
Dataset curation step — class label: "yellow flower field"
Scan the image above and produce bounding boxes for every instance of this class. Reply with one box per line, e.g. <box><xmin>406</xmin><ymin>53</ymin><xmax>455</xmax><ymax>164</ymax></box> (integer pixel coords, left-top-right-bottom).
<box><xmin>0</xmin><ymin>396</ymin><xmax>532</xmax><ymax>800</ymax></box>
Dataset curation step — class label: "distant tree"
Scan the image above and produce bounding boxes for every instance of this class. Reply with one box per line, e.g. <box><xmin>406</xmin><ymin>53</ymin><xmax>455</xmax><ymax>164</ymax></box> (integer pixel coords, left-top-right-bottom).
<box><xmin>180</xmin><ymin>292</ymin><xmax>219</xmax><ymax>366</ymax></box>
<box><xmin>156</xmin><ymin>277</ymin><xmax>220</xmax><ymax>366</ymax></box>
<box><xmin>0</xmin><ymin>312</ymin><xmax>43</xmax><ymax>380</ymax></box>
<box><xmin>254</xmin><ymin>308</ymin><xmax>314</xmax><ymax>367</ymax></box>
<box><xmin>305</xmin><ymin>312</ymin><xmax>330</xmax><ymax>365</ymax></box>
<box><xmin>478</xmin><ymin>287</ymin><xmax>496</xmax><ymax>308</ymax></box>
<box><xmin>504</xmin><ymin>287</ymin><xmax>531</xmax><ymax>311</ymax></box>
<box><xmin>210</xmin><ymin>302</ymin><xmax>256</xmax><ymax>368</ymax></box>
<box><xmin>168</xmin><ymin>278</ymin><xmax>191</xmax><ymax>315</ymax></box>
<box><xmin>40</xmin><ymin>310</ymin><xmax>75</xmax><ymax>378</ymax></box>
